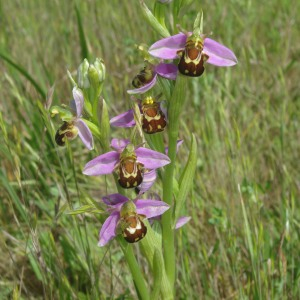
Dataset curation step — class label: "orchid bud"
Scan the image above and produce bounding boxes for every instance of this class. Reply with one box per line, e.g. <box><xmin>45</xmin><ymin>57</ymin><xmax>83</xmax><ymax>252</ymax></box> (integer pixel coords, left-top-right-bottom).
<box><xmin>88</xmin><ymin>58</ymin><xmax>105</xmax><ymax>90</ymax></box>
<box><xmin>77</xmin><ymin>59</ymin><xmax>90</xmax><ymax>89</ymax></box>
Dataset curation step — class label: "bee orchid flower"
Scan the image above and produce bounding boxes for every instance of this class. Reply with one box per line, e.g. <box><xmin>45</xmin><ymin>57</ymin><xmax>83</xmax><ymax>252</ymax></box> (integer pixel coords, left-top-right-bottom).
<box><xmin>52</xmin><ymin>87</ymin><xmax>94</xmax><ymax>150</ymax></box>
<box><xmin>148</xmin><ymin>13</ymin><xmax>237</xmax><ymax>77</ymax></box>
<box><xmin>110</xmin><ymin>96</ymin><xmax>167</xmax><ymax>134</ymax></box>
<box><xmin>127</xmin><ymin>62</ymin><xmax>177</xmax><ymax>94</ymax></box>
<box><xmin>83</xmin><ymin>138</ymin><xmax>170</xmax><ymax>190</ymax></box>
<box><xmin>99</xmin><ymin>193</ymin><xmax>170</xmax><ymax>246</ymax></box>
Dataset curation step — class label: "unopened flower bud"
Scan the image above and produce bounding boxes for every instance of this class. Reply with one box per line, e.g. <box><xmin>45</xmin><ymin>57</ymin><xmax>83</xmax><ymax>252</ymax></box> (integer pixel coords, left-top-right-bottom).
<box><xmin>88</xmin><ymin>58</ymin><xmax>105</xmax><ymax>90</ymax></box>
<box><xmin>77</xmin><ymin>59</ymin><xmax>90</xmax><ymax>89</ymax></box>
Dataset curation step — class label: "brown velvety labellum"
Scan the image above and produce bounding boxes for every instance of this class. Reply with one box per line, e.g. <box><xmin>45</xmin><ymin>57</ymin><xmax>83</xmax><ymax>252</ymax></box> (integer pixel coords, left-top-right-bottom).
<box><xmin>122</xmin><ymin>215</ymin><xmax>147</xmax><ymax>243</ymax></box>
<box><xmin>132</xmin><ymin>67</ymin><xmax>155</xmax><ymax>88</ymax></box>
<box><xmin>55</xmin><ymin>122</ymin><xmax>71</xmax><ymax>146</ymax></box>
<box><xmin>142</xmin><ymin>103</ymin><xmax>167</xmax><ymax>134</ymax></box>
<box><xmin>118</xmin><ymin>158</ymin><xmax>144</xmax><ymax>189</ymax></box>
<box><xmin>178</xmin><ymin>49</ymin><xmax>206</xmax><ymax>77</ymax></box>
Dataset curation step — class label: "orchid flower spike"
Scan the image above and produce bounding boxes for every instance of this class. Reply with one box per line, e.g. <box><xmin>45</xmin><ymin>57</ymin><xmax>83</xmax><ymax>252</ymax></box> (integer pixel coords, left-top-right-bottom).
<box><xmin>127</xmin><ymin>61</ymin><xmax>177</xmax><ymax>94</ymax></box>
<box><xmin>110</xmin><ymin>96</ymin><xmax>168</xmax><ymax>134</ymax></box>
<box><xmin>83</xmin><ymin>138</ymin><xmax>170</xmax><ymax>190</ymax></box>
<box><xmin>52</xmin><ymin>87</ymin><xmax>94</xmax><ymax>150</ymax></box>
<box><xmin>149</xmin><ymin>12</ymin><xmax>237</xmax><ymax>77</ymax></box>
<box><xmin>99</xmin><ymin>193</ymin><xmax>170</xmax><ymax>246</ymax></box>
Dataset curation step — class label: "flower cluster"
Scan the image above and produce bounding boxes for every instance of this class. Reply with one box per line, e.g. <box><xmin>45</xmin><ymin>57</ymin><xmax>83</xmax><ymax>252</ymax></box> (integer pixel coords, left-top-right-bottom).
<box><xmin>51</xmin><ymin>11</ymin><xmax>237</xmax><ymax>248</ymax></box>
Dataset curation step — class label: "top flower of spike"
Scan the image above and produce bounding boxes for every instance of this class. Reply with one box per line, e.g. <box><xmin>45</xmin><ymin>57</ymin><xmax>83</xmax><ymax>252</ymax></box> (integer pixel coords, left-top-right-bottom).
<box><xmin>148</xmin><ymin>12</ymin><xmax>237</xmax><ymax>77</ymax></box>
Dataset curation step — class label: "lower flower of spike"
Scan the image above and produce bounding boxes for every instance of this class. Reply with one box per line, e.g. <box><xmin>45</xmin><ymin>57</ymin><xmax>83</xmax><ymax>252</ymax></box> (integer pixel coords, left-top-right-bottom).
<box><xmin>55</xmin><ymin>122</ymin><xmax>78</xmax><ymax>146</ymax></box>
<box><xmin>142</xmin><ymin>96</ymin><xmax>167</xmax><ymax>134</ymax></box>
<box><xmin>118</xmin><ymin>144</ymin><xmax>144</xmax><ymax>188</ymax></box>
<box><xmin>98</xmin><ymin>193</ymin><xmax>170</xmax><ymax>246</ymax></box>
<box><xmin>118</xmin><ymin>201</ymin><xmax>147</xmax><ymax>243</ymax></box>
<box><xmin>177</xmin><ymin>35</ymin><xmax>209</xmax><ymax>77</ymax></box>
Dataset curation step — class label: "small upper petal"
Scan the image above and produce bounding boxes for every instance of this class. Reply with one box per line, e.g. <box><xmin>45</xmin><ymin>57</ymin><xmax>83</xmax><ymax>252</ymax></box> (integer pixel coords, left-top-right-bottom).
<box><xmin>110</xmin><ymin>109</ymin><xmax>136</xmax><ymax>128</ymax></box>
<box><xmin>98</xmin><ymin>212</ymin><xmax>119</xmax><ymax>246</ymax></box>
<box><xmin>135</xmin><ymin>147</ymin><xmax>171</xmax><ymax>169</ymax></box>
<box><xmin>83</xmin><ymin>151</ymin><xmax>119</xmax><ymax>175</ymax></box>
<box><xmin>148</xmin><ymin>33</ymin><xmax>187</xmax><ymax>59</ymax></box>
<box><xmin>155</xmin><ymin>63</ymin><xmax>178</xmax><ymax>80</ymax></box>
<box><xmin>204</xmin><ymin>38</ymin><xmax>238</xmax><ymax>67</ymax></box>
<box><xmin>102</xmin><ymin>193</ymin><xmax>129</xmax><ymax>207</ymax></box>
<box><xmin>135</xmin><ymin>199</ymin><xmax>170</xmax><ymax>218</ymax></box>
<box><xmin>175</xmin><ymin>216</ymin><xmax>191</xmax><ymax>229</ymax></box>
<box><xmin>75</xmin><ymin>119</ymin><xmax>94</xmax><ymax>150</ymax></box>
<box><xmin>110</xmin><ymin>138</ymin><xmax>131</xmax><ymax>152</ymax></box>
<box><xmin>72</xmin><ymin>87</ymin><xmax>84</xmax><ymax>117</ymax></box>
<box><xmin>127</xmin><ymin>74</ymin><xmax>157</xmax><ymax>94</ymax></box>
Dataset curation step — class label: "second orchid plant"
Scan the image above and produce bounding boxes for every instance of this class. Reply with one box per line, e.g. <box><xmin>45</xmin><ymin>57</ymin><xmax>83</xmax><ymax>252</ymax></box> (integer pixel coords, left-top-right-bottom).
<box><xmin>50</xmin><ymin>3</ymin><xmax>237</xmax><ymax>299</ymax></box>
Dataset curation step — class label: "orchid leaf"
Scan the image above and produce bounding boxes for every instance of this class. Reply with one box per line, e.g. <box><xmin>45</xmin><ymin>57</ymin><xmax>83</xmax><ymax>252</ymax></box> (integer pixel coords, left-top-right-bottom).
<box><xmin>74</xmin><ymin>3</ymin><xmax>89</xmax><ymax>60</ymax></box>
<box><xmin>139</xmin><ymin>0</ymin><xmax>170</xmax><ymax>38</ymax></box>
<box><xmin>151</xmin><ymin>249</ymin><xmax>163</xmax><ymax>300</ymax></box>
<box><xmin>67</xmin><ymin>204</ymin><xmax>103</xmax><ymax>215</ymax></box>
<box><xmin>174</xmin><ymin>134</ymin><xmax>197</xmax><ymax>225</ymax></box>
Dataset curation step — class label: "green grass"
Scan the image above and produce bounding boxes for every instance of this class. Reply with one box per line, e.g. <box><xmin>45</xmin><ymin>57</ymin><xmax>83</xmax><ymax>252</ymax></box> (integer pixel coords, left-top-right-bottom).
<box><xmin>1</xmin><ymin>0</ymin><xmax>299</xmax><ymax>299</ymax></box>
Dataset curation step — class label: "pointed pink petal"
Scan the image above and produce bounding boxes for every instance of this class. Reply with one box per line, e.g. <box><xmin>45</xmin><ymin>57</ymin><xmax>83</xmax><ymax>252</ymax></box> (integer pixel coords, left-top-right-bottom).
<box><xmin>127</xmin><ymin>74</ymin><xmax>157</xmax><ymax>94</ymax></box>
<box><xmin>175</xmin><ymin>216</ymin><xmax>191</xmax><ymax>229</ymax></box>
<box><xmin>155</xmin><ymin>63</ymin><xmax>178</xmax><ymax>80</ymax></box>
<box><xmin>110</xmin><ymin>138</ymin><xmax>130</xmax><ymax>152</ymax></box>
<box><xmin>72</xmin><ymin>87</ymin><xmax>84</xmax><ymax>117</ymax></box>
<box><xmin>148</xmin><ymin>33</ymin><xmax>187</xmax><ymax>59</ymax></box>
<box><xmin>83</xmin><ymin>151</ymin><xmax>119</xmax><ymax>175</ymax></box>
<box><xmin>135</xmin><ymin>147</ymin><xmax>171</xmax><ymax>169</ymax></box>
<box><xmin>110</xmin><ymin>109</ymin><xmax>136</xmax><ymax>128</ymax></box>
<box><xmin>204</xmin><ymin>38</ymin><xmax>237</xmax><ymax>66</ymax></box>
<box><xmin>102</xmin><ymin>194</ymin><xmax>128</xmax><ymax>206</ymax></box>
<box><xmin>75</xmin><ymin>119</ymin><xmax>94</xmax><ymax>150</ymax></box>
<box><xmin>135</xmin><ymin>199</ymin><xmax>169</xmax><ymax>218</ymax></box>
<box><xmin>137</xmin><ymin>170</ymin><xmax>157</xmax><ymax>195</ymax></box>
<box><xmin>98</xmin><ymin>212</ymin><xmax>119</xmax><ymax>246</ymax></box>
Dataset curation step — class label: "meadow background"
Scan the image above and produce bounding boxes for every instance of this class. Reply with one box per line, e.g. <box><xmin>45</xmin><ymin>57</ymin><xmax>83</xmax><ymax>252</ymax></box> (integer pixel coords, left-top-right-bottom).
<box><xmin>0</xmin><ymin>0</ymin><xmax>299</xmax><ymax>299</ymax></box>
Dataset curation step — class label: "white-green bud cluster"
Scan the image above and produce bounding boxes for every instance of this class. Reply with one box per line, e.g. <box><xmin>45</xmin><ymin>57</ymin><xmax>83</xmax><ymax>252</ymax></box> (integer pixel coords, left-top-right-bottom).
<box><xmin>77</xmin><ymin>58</ymin><xmax>106</xmax><ymax>90</ymax></box>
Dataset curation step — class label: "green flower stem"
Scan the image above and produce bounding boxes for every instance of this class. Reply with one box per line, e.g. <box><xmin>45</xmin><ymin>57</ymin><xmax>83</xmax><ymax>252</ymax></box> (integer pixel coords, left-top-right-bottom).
<box><xmin>162</xmin><ymin>74</ymin><xmax>187</xmax><ymax>287</ymax></box>
<box><xmin>119</xmin><ymin>238</ymin><xmax>150</xmax><ymax>300</ymax></box>
<box><xmin>91</xmin><ymin>86</ymin><xmax>102</xmax><ymax>124</ymax></box>
<box><xmin>140</xmin><ymin>222</ymin><xmax>173</xmax><ymax>300</ymax></box>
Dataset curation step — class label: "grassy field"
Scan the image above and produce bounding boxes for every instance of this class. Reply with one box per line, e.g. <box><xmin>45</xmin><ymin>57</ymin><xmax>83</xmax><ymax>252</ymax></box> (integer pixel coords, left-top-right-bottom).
<box><xmin>0</xmin><ymin>0</ymin><xmax>299</xmax><ymax>299</ymax></box>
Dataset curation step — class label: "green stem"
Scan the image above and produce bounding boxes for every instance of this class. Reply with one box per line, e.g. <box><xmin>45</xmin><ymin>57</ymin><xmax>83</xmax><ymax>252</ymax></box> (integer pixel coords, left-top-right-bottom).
<box><xmin>162</xmin><ymin>75</ymin><xmax>187</xmax><ymax>288</ymax></box>
<box><xmin>119</xmin><ymin>238</ymin><xmax>150</xmax><ymax>300</ymax></box>
<box><xmin>140</xmin><ymin>222</ymin><xmax>173</xmax><ymax>300</ymax></box>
